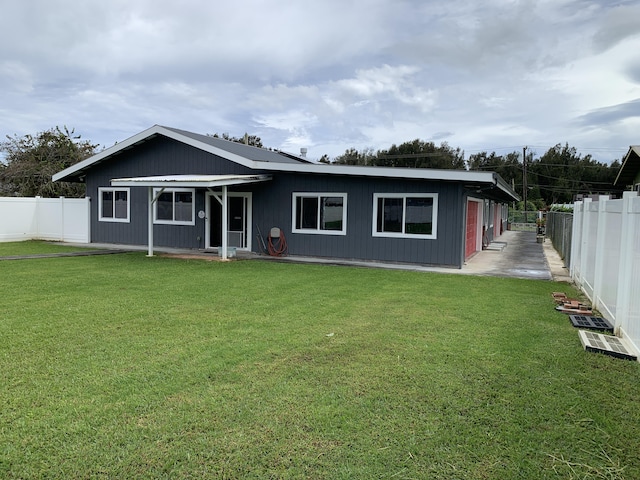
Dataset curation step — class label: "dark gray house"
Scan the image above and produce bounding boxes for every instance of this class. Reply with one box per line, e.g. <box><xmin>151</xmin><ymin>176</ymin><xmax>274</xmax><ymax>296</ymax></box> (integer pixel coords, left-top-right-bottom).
<box><xmin>53</xmin><ymin>125</ymin><xmax>519</xmax><ymax>267</ymax></box>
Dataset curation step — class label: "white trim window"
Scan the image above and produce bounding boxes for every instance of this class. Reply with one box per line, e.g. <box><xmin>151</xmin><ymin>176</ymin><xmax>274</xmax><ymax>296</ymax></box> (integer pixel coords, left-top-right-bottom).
<box><xmin>154</xmin><ymin>188</ymin><xmax>195</xmax><ymax>225</ymax></box>
<box><xmin>373</xmin><ymin>193</ymin><xmax>438</xmax><ymax>239</ymax></box>
<box><xmin>99</xmin><ymin>187</ymin><xmax>130</xmax><ymax>222</ymax></box>
<box><xmin>292</xmin><ymin>192</ymin><xmax>347</xmax><ymax>235</ymax></box>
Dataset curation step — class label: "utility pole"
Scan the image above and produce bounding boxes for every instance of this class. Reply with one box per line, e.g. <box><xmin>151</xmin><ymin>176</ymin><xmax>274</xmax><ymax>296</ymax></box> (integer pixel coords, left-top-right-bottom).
<box><xmin>522</xmin><ymin>146</ymin><xmax>528</xmax><ymax>223</ymax></box>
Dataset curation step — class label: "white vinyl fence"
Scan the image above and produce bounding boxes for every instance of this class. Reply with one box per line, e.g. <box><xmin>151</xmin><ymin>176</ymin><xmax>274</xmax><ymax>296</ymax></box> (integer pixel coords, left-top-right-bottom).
<box><xmin>571</xmin><ymin>191</ymin><xmax>640</xmax><ymax>355</ymax></box>
<box><xmin>0</xmin><ymin>196</ymin><xmax>90</xmax><ymax>243</ymax></box>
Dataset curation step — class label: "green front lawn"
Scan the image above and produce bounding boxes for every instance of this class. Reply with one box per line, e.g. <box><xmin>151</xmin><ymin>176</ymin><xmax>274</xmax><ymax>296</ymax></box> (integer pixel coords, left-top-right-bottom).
<box><xmin>1</xmin><ymin>253</ymin><xmax>638</xmax><ymax>479</ymax></box>
<box><xmin>0</xmin><ymin>240</ymin><xmax>90</xmax><ymax>256</ymax></box>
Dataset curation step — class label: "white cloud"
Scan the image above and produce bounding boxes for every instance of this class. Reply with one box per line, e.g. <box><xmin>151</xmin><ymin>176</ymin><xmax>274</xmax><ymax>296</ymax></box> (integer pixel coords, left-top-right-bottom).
<box><xmin>0</xmin><ymin>0</ymin><xmax>636</xmax><ymax>163</ymax></box>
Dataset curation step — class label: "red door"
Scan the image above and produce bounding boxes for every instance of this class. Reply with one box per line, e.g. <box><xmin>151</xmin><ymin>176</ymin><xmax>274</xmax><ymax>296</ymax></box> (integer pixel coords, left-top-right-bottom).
<box><xmin>465</xmin><ymin>201</ymin><xmax>478</xmax><ymax>259</ymax></box>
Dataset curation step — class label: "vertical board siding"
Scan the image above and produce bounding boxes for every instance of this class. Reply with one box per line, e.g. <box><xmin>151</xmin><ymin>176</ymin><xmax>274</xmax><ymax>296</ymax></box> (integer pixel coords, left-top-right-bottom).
<box><xmin>88</xmin><ymin>136</ymin><xmax>256</xmax><ymax>248</ymax></box>
<box><xmin>83</xmin><ymin>136</ymin><xmax>495</xmax><ymax>267</ymax></box>
<box><xmin>253</xmin><ymin>173</ymin><xmax>465</xmax><ymax>267</ymax></box>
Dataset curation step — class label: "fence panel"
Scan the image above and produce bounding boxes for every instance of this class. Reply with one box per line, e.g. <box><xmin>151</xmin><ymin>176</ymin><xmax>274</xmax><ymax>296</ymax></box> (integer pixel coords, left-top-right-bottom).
<box><xmin>546</xmin><ymin>211</ymin><xmax>573</xmax><ymax>267</ymax></box>
<box><xmin>571</xmin><ymin>192</ymin><xmax>640</xmax><ymax>356</ymax></box>
<box><xmin>508</xmin><ymin>210</ymin><xmax>538</xmax><ymax>231</ymax></box>
<box><xmin>0</xmin><ymin>198</ymin><xmax>38</xmax><ymax>241</ymax></box>
<box><xmin>598</xmin><ymin>201</ymin><xmax>622</xmax><ymax>319</ymax></box>
<box><xmin>570</xmin><ymin>203</ymin><xmax>583</xmax><ymax>281</ymax></box>
<box><xmin>0</xmin><ymin>197</ymin><xmax>90</xmax><ymax>243</ymax></box>
<box><xmin>582</xmin><ymin>201</ymin><xmax>599</xmax><ymax>299</ymax></box>
<box><xmin>621</xmin><ymin>196</ymin><xmax>640</xmax><ymax>353</ymax></box>
<box><xmin>36</xmin><ymin>198</ymin><xmax>65</xmax><ymax>241</ymax></box>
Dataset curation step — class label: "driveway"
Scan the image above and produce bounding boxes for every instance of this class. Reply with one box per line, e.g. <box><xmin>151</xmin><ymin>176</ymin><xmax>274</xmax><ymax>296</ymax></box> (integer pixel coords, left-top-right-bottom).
<box><xmin>463</xmin><ymin>230</ymin><xmax>552</xmax><ymax>280</ymax></box>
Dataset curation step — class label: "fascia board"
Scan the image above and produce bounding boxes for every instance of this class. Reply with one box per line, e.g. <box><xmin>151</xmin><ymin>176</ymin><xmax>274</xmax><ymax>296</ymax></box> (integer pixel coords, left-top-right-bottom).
<box><xmin>493</xmin><ymin>173</ymin><xmax>521</xmax><ymax>201</ymax></box>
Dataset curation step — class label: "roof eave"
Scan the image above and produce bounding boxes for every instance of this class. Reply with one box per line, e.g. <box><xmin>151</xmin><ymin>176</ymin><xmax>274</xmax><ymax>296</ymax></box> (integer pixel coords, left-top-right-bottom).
<box><xmin>258</xmin><ymin>161</ymin><xmax>496</xmax><ymax>182</ymax></box>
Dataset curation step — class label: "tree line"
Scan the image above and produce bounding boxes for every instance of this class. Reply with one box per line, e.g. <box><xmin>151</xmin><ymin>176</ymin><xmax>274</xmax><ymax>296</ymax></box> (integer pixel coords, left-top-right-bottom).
<box><xmin>1</xmin><ymin>127</ymin><xmax>622</xmax><ymax>207</ymax></box>
<box><xmin>330</xmin><ymin>140</ymin><xmax>621</xmax><ymax>207</ymax></box>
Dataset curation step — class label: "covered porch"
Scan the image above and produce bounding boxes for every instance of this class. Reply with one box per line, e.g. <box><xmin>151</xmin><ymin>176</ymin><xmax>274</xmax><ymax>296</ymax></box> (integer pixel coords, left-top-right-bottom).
<box><xmin>110</xmin><ymin>174</ymin><xmax>271</xmax><ymax>259</ymax></box>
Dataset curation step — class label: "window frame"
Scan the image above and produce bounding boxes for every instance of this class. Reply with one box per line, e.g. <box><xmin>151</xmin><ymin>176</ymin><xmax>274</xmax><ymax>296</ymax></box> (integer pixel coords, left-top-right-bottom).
<box><xmin>372</xmin><ymin>193</ymin><xmax>438</xmax><ymax>239</ymax></box>
<box><xmin>291</xmin><ymin>192</ymin><xmax>348</xmax><ymax>236</ymax></box>
<box><xmin>153</xmin><ymin>188</ymin><xmax>196</xmax><ymax>226</ymax></box>
<box><xmin>98</xmin><ymin>187</ymin><xmax>130</xmax><ymax>223</ymax></box>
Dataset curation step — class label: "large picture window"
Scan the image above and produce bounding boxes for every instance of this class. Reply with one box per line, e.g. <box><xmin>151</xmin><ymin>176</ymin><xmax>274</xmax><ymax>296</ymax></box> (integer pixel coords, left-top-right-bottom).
<box><xmin>99</xmin><ymin>187</ymin><xmax>130</xmax><ymax>222</ymax></box>
<box><xmin>292</xmin><ymin>193</ymin><xmax>347</xmax><ymax>235</ymax></box>
<box><xmin>154</xmin><ymin>188</ymin><xmax>195</xmax><ymax>225</ymax></box>
<box><xmin>373</xmin><ymin>193</ymin><xmax>438</xmax><ymax>239</ymax></box>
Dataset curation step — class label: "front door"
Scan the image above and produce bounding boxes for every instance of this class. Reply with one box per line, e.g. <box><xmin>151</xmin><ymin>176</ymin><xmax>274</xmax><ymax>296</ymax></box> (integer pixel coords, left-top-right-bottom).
<box><xmin>207</xmin><ymin>192</ymin><xmax>252</xmax><ymax>250</ymax></box>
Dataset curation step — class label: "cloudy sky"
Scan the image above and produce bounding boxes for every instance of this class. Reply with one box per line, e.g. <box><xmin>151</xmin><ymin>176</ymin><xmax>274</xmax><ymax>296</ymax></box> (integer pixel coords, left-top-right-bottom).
<box><xmin>1</xmin><ymin>0</ymin><xmax>639</xmax><ymax>163</ymax></box>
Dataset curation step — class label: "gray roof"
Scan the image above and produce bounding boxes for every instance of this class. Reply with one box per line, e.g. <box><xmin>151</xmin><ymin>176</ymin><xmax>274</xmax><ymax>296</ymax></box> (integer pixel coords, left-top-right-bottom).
<box><xmin>53</xmin><ymin>125</ymin><xmax>520</xmax><ymax>202</ymax></box>
<box><xmin>53</xmin><ymin>125</ymin><xmax>311</xmax><ymax>183</ymax></box>
<box><xmin>161</xmin><ymin>126</ymin><xmax>310</xmax><ymax>164</ymax></box>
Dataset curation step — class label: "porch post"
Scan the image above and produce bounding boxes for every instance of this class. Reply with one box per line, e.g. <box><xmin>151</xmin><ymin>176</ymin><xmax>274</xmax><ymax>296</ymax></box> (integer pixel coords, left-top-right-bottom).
<box><xmin>221</xmin><ymin>185</ymin><xmax>228</xmax><ymax>260</ymax></box>
<box><xmin>147</xmin><ymin>186</ymin><xmax>154</xmax><ymax>257</ymax></box>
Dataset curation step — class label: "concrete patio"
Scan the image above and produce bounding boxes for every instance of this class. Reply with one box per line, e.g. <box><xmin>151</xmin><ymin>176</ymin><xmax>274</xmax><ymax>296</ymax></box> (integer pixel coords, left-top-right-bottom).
<box><xmin>46</xmin><ymin>229</ymin><xmax>570</xmax><ymax>282</ymax></box>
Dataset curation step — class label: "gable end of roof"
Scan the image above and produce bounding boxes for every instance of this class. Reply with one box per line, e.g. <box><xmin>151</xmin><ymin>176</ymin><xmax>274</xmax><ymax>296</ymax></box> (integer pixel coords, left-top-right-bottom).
<box><xmin>614</xmin><ymin>145</ymin><xmax>640</xmax><ymax>187</ymax></box>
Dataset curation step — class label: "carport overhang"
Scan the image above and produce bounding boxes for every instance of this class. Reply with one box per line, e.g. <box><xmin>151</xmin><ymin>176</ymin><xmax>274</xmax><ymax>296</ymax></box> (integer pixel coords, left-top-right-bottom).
<box><xmin>110</xmin><ymin>174</ymin><xmax>272</xmax><ymax>258</ymax></box>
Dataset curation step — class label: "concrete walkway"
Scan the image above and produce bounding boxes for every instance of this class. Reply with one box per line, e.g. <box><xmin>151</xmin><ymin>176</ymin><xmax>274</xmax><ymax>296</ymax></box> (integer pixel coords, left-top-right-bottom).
<box><xmin>463</xmin><ymin>230</ymin><xmax>552</xmax><ymax>280</ymax></box>
<box><xmin>250</xmin><ymin>230</ymin><xmax>566</xmax><ymax>281</ymax></box>
<box><xmin>266</xmin><ymin>231</ymin><xmax>563</xmax><ymax>281</ymax></box>
<box><xmin>462</xmin><ymin>230</ymin><xmax>571</xmax><ymax>282</ymax></box>
<box><xmin>13</xmin><ymin>231</ymin><xmax>571</xmax><ymax>282</ymax></box>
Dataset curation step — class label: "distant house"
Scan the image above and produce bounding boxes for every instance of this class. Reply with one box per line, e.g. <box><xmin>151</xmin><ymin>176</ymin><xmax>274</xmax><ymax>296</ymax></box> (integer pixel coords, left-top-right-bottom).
<box><xmin>53</xmin><ymin>125</ymin><xmax>519</xmax><ymax>268</ymax></box>
<box><xmin>614</xmin><ymin>146</ymin><xmax>640</xmax><ymax>191</ymax></box>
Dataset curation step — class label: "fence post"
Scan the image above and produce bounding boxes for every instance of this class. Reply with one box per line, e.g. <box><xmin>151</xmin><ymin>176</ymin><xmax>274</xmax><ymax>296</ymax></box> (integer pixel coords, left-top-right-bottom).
<box><xmin>564</xmin><ymin>214</ymin><xmax>572</xmax><ymax>267</ymax></box>
<box><xmin>615</xmin><ymin>191</ymin><xmax>637</xmax><ymax>334</ymax></box>
<box><xmin>85</xmin><ymin>197</ymin><xmax>91</xmax><ymax>243</ymax></box>
<box><xmin>34</xmin><ymin>196</ymin><xmax>41</xmax><ymax>239</ymax></box>
<box><xmin>578</xmin><ymin>198</ymin><xmax>592</xmax><ymax>290</ymax></box>
<box><xmin>592</xmin><ymin>196</ymin><xmax>609</xmax><ymax>312</ymax></box>
<box><xmin>570</xmin><ymin>202</ymin><xmax>580</xmax><ymax>280</ymax></box>
<box><xmin>60</xmin><ymin>196</ymin><xmax>65</xmax><ymax>242</ymax></box>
